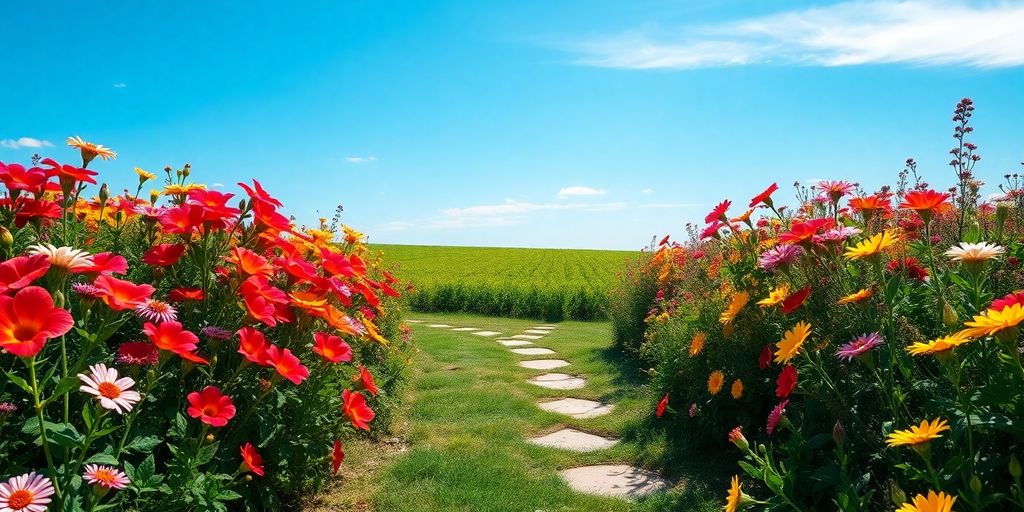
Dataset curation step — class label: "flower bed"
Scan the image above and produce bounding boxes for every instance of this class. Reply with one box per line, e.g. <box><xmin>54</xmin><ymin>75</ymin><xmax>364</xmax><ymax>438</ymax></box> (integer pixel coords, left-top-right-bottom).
<box><xmin>617</xmin><ymin>98</ymin><xmax>1024</xmax><ymax>511</ymax></box>
<box><xmin>0</xmin><ymin>138</ymin><xmax>411</xmax><ymax>511</ymax></box>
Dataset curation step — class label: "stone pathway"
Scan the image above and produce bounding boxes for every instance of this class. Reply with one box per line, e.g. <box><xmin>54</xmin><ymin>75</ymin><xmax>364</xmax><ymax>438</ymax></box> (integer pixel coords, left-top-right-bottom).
<box><xmin>538</xmin><ymin>398</ymin><xmax>612</xmax><ymax>419</ymax></box>
<box><xmin>528</xmin><ymin>428</ymin><xmax>618</xmax><ymax>452</ymax></box>
<box><xmin>559</xmin><ymin>465</ymin><xmax>668</xmax><ymax>499</ymax></box>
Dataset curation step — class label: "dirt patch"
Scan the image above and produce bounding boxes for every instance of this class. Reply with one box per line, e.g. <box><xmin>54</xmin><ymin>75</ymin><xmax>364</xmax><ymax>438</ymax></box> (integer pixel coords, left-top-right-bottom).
<box><xmin>300</xmin><ymin>433</ymin><xmax>410</xmax><ymax>512</ymax></box>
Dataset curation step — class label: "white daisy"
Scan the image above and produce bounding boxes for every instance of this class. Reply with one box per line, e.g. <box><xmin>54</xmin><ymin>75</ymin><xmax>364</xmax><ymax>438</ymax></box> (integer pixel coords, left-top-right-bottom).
<box><xmin>77</xmin><ymin>363</ymin><xmax>141</xmax><ymax>414</ymax></box>
<box><xmin>27</xmin><ymin>243</ymin><xmax>94</xmax><ymax>271</ymax></box>
<box><xmin>944</xmin><ymin>242</ymin><xmax>1005</xmax><ymax>263</ymax></box>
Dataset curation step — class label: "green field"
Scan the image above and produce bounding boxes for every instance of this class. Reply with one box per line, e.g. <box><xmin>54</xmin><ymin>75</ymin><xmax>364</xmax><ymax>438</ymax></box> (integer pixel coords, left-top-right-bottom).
<box><xmin>374</xmin><ymin>244</ymin><xmax>637</xmax><ymax>321</ymax></box>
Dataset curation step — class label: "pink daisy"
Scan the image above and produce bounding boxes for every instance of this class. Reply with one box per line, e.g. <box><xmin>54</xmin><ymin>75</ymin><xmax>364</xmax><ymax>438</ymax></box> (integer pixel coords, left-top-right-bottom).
<box><xmin>766</xmin><ymin>400</ymin><xmax>790</xmax><ymax>436</ymax></box>
<box><xmin>83</xmin><ymin>464</ymin><xmax>131</xmax><ymax>490</ymax></box>
<box><xmin>0</xmin><ymin>472</ymin><xmax>55</xmax><ymax>512</ymax></box>
<box><xmin>135</xmin><ymin>299</ymin><xmax>177</xmax><ymax>323</ymax></box>
<box><xmin>71</xmin><ymin>282</ymin><xmax>105</xmax><ymax>298</ymax></box>
<box><xmin>78</xmin><ymin>363</ymin><xmax>141</xmax><ymax>414</ymax></box>
<box><xmin>758</xmin><ymin>245</ymin><xmax>804</xmax><ymax>271</ymax></box>
<box><xmin>836</xmin><ymin>332</ymin><xmax>884</xmax><ymax>362</ymax></box>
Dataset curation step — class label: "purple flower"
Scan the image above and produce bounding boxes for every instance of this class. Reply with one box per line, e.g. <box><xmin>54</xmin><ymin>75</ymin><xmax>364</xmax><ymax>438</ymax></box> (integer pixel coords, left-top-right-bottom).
<box><xmin>836</xmin><ymin>332</ymin><xmax>884</xmax><ymax>362</ymax></box>
<box><xmin>0</xmin><ymin>402</ymin><xmax>16</xmax><ymax>415</ymax></box>
<box><xmin>201</xmin><ymin>326</ymin><xmax>233</xmax><ymax>341</ymax></box>
<box><xmin>688</xmin><ymin>403</ymin><xmax>698</xmax><ymax>417</ymax></box>
<box><xmin>759</xmin><ymin>245</ymin><xmax>804</xmax><ymax>271</ymax></box>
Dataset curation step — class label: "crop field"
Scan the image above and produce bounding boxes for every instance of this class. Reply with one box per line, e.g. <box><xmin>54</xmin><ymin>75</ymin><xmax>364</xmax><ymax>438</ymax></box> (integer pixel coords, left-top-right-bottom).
<box><xmin>372</xmin><ymin>244</ymin><xmax>638</xmax><ymax>321</ymax></box>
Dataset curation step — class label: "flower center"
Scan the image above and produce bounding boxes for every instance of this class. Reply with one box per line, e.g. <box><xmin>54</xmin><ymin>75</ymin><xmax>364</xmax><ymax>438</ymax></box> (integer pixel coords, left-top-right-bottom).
<box><xmin>98</xmin><ymin>382</ymin><xmax>122</xmax><ymax>399</ymax></box>
<box><xmin>203</xmin><ymin>405</ymin><xmax>218</xmax><ymax>417</ymax></box>
<box><xmin>94</xmin><ymin>468</ymin><xmax>117</xmax><ymax>485</ymax></box>
<box><xmin>147</xmin><ymin>300</ymin><xmax>171</xmax><ymax>314</ymax></box>
<box><xmin>7</xmin><ymin>489</ymin><xmax>33</xmax><ymax>509</ymax></box>
<box><xmin>12</xmin><ymin>325</ymin><xmax>38</xmax><ymax>343</ymax></box>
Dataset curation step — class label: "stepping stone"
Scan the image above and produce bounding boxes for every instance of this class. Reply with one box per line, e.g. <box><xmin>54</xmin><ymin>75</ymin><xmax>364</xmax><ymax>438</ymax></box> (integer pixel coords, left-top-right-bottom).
<box><xmin>451</xmin><ymin>327</ymin><xmax>479</xmax><ymax>332</ymax></box>
<box><xmin>511</xmin><ymin>334</ymin><xmax>543</xmax><ymax>340</ymax></box>
<box><xmin>498</xmin><ymin>340</ymin><xmax>534</xmax><ymax>347</ymax></box>
<box><xmin>529</xmin><ymin>373</ymin><xmax>585</xmax><ymax>389</ymax></box>
<box><xmin>523</xmin><ymin>329</ymin><xmax>549</xmax><ymax>335</ymax></box>
<box><xmin>538</xmin><ymin>398</ymin><xmax>613</xmax><ymax>418</ymax></box>
<box><xmin>406</xmin><ymin>319</ymin><xmax>425</xmax><ymax>323</ymax></box>
<box><xmin>559</xmin><ymin>465</ymin><xmax>669</xmax><ymax>499</ymax></box>
<box><xmin>511</xmin><ymin>347</ymin><xmax>555</xmax><ymax>356</ymax></box>
<box><xmin>528</xmin><ymin>428</ymin><xmax>618</xmax><ymax>452</ymax></box>
<box><xmin>473</xmin><ymin>330</ymin><xmax>501</xmax><ymax>337</ymax></box>
<box><xmin>427</xmin><ymin>324</ymin><xmax>452</xmax><ymax>328</ymax></box>
<box><xmin>519</xmin><ymin>359</ymin><xmax>570</xmax><ymax>370</ymax></box>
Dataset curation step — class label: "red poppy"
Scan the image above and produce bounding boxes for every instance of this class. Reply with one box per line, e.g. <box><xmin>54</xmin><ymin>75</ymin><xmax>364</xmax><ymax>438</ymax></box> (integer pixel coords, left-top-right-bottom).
<box><xmin>40</xmin><ymin>158</ymin><xmax>98</xmax><ymax>185</ymax></box>
<box><xmin>332</xmin><ymin>440</ymin><xmax>345</xmax><ymax>475</ymax></box>
<box><xmin>342</xmin><ymin>389</ymin><xmax>375</xmax><ymax>431</ymax></box>
<box><xmin>778</xmin><ymin>218</ymin><xmax>834</xmax><ymax>245</ymax></box>
<box><xmin>900</xmin><ymin>189</ymin><xmax>951</xmax><ymax>214</ymax></box>
<box><xmin>94</xmin><ymin>275</ymin><xmax>155</xmax><ymax>311</ymax></box>
<box><xmin>758</xmin><ymin>345</ymin><xmax>773</xmax><ymax>370</ymax></box>
<box><xmin>228</xmin><ymin>247</ymin><xmax>274</xmax><ymax>278</ymax></box>
<box><xmin>656</xmin><ymin>393</ymin><xmax>669</xmax><ymax>418</ymax></box>
<box><xmin>0</xmin><ymin>254</ymin><xmax>51</xmax><ymax>294</ymax></box>
<box><xmin>240</xmin><ymin>442</ymin><xmax>265</xmax><ymax>477</ymax></box>
<box><xmin>143</xmin><ymin>321</ymin><xmax>208</xmax><ymax>364</ymax></box>
<box><xmin>141</xmin><ymin>244</ymin><xmax>186</xmax><ymax>267</ymax></box>
<box><xmin>0</xmin><ymin>286</ymin><xmax>74</xmax><ymax>358</ymax></box>
<box><xmin>82</xmin><ymin>252</ymin><xmax>128</xmax><ymax>275</ymax></box>
<box><xmin>781</xmin><ymin>286</ymin><xmax>811</xmax><ymax>315</ymax></box>
<box><xmin>187</xmin><ymin>189</ymin><xmax>241</xmax><ymax>226</ymax></box>
<box><xmin>704</xmin><ymin>200</ymin><xmax>731</xmax><ymax>224</ymax></box>
<box><xmin>168</xmin><ymin>287</ymin><xmax>205</xmax><ymax>302</ymax></box>
<box><xmin>276</xmin><ymin>257</ymin><xmax>320</xmax><ymax>282</ymax></box>
<box><xmin>240</xmin><ymin>276</ymin><xmax>290</xmax><ymax>327</ymax></box>
<box><xmin>237</xmin><ymin>327</ymin><xmax>271</xmax><ymax>366</ymax></box>
<box><xmin>749</xmin><ymin>183</ymin><xmax>779</xmax><ymax>208</ymax></box>
<box><xmin>776</xmin><ymin>365</ymin><xmax>798</xmax><ymax>398</ymax></box>
<box><xmin>0</xmin><ymin>162</ymin><xmax>48</xmax><ymax>193</ymax></box>
<box><xmin>186</xmin><ymin>386</ymin><xmax>236</xmax><ymax>427</ymax></box>
<box><xmin>159</xmin><ymin>204</ymin><xmax>204</xmax><ymax>235</ymax></box>
<box><xmin>312</xmin><ymin>332</ymin><xmax>352</xmax><ymax>363</ymax></box>
<box><xmin>354</xmin><ymin>366</ymin><xmax>379</xmax><ymax>396</ymax></box>
<box><xmin>991</xmin><ymin>291</ymin><xmax>1024</xmax><ymax>312</ymax></box>
<box><xmin>700</xmin><ymin>222</ymin><xmax>724</xmax><ymax>240</ymax></box>
<box><xmin>265</xmin><ymin>345</ymin><xmax>309</xmax><ymax>385</ymax></box>
<box><xmin>658</xmin><ymin>235</ymin><xmax>670</xmax><ymax>246</ymax></box>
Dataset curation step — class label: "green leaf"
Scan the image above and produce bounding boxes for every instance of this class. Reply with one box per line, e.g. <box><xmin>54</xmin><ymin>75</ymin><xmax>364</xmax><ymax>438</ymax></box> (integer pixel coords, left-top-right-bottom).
<box><xmin>138</xmin><ymin>454</ymin><xmax>156</xmax><ymax>482</ymax></box>
<box><xmin>195</xmin><ymin>441</ymin><xmax>220</xmax><ymax>466</ymax></box>
<box><xmin>125</xmin><ymin>435</ymin><xmax>163</xmax><ymax>453</ymax></box>
<box><xmin>3</xmin><ymin>370</ymin><xmax>32</xmax><ymax>394</ymax></box>
<box><xmin>85</xmin><ymin>452</ymin><xmax>121</xmax><ymax>465</ymax></box>
<box><xmin>44</xmin><ymin>376</ymin><xmax>83</xmax><ymax>405</ymax></box>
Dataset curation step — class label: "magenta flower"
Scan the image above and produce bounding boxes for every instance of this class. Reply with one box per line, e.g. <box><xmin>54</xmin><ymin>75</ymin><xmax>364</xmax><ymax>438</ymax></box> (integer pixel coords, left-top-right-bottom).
<box><xmin>813</xmin><ymin>226</ymin><xmax>862</xmax><ymax>245</ymax></box>
<box><xmin>766</xmin><ymin>400</ymin><xmax>789</xmax><ymax>435</ymax></box>
<box><xmin>759</xmin><ymin>245</ymin><xmax>804</xmax><ymax>271</ymax></box>
<box><xmin>836</xmin><ymin>332</ymin><xmax>884</xmax><ymax>362</ymax></box>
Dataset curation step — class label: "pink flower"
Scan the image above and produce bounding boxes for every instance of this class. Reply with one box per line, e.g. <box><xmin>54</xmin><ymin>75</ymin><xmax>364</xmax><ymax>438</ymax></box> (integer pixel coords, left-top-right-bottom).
<box><xmin>767</xmin><ymin>400</ymin><xmax>790</xmax><ymax>436</ymax></box>
<box><xmin>0</xmin><ymin>471</ymin><xmax>55</xmax><ymax>512</ymax></box>
<box><xmin>836</xmin><ymin>332</ymin><xmax>884</xmax><ymax>362</ymax></box>
<box><xmin>77</xmin><ymin>363</ymin><xmax>141</xmax><ymax>414</ymax></box>
<box><xmin>83</xmin><ymin>464</ymin><xmax>131</xmax><ymax>490</ymax></box>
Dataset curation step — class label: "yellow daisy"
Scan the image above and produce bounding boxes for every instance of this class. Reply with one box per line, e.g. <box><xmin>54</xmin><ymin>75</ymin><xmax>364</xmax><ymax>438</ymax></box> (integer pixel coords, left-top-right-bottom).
<box><xmin>730</xmin><ymin>379</ymin><xmax>744</xmax><ymax>399</ymax></box>
<box><xmin>707</xmin><ymin>370</ymin><xmax>725</xmax><ymax>395</ymax></box>
<box><xmin>896</xmin><ymin>491</ymin><xmax>957</xmax><ymax>512</ymax></box>
<box><xmin>719</xmin><ymin>292</ymin><xmax>749</xmax><ymax>326</ymax></box>
<box><xmin>844</xmin><ymin>230</ymin><xmax>899</xmax><ymax>260</ymax></box>
<box><xmin>688</xmin><ymin>332</ymin><xmax>706</xmax><ymax>358</ymax></box>
<box><xmin>886</xmin><ymin>418</ymin><xmax>950</xmax><ymax>448</ymax></box>
<box><xmin>757</xmin><ymin>284</ymin><xmax>790</xmax><ymax>307</ymax></box>
<box><xmin>724</xmin><ymin>475</ymin><xmax>741</xmax><ymax>512</ymax></box>
<box><xmin>66</xmin><ymin>135</ymin><xmax>117</xmax><ymax>162</ymax></box>
<box><xmin>962</xmin><ymin>303</ymin><xmax>1024</xmax><ymax>339</ymax></box>
<box><xmin>837</xmin><ymin>287</ymin><xmax>873</xmax><ymax>305</ymax></box>
<box><xmin>774</xmin><ymin>321</ymin><xmax>811</xmax><ymax>364</ymax></box>
<box><xmin>135</xmin><ymin>167</ymin><xmax>157</xmax><ymax>181</ymax></box>
<box><xmin>906</xmin><ymin>331</ymin><xmax>975</xmax><ymax>356</ymax></box>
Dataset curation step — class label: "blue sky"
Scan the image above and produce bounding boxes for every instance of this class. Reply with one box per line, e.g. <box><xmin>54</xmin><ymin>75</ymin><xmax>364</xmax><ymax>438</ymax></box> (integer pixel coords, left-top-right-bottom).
<box><xmin>3</xmin><ymin>0</ymin><xmax>1023</xmax><ymax>250</ymax></box>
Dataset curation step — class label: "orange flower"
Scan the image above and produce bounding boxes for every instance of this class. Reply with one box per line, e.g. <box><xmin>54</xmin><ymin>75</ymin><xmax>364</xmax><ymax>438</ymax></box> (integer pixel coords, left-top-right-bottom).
<box><xmin>688</xmin><ymin>332</ymin><xmax>706</xmax><ymax>357</ymax></box>
<box><xmin>0</xmin><ymin>286</ymin><xmax>74</xmax><ymax>358</ymax></box>
<box><xmin>708</xmin><ymin>370</ymin><xmax>725</xmax><ymax>395</ymax></box>
<box><xmin>342</xmin><ymin>389</ymin><xmax>375</xmax><ymax>431</ymax></box>
<box><xmin>143</xmin><ymin>321</ymin><xmax>208</xmax><ymax>365</ymax></box>
<box><xmin>93</xmin><ymin>275</ymin><xmax>155</xmax><ymax>312</ymax></box>
<box><xmin>900</xmin><ymin>189</ymin><xmax>951</xmax><ymax>220</ymax></box>
<box><xmin>227</xmin><ymin>247</ymin><xmax>274</xmax><ymax>278</ymax></box>
<box><xmin>239</xmin><ymin>442</ymin><xmax>265</xmax><ymax>477</ymax></box>
<box><xmin>719</xmin><ymin>292</ymin><xmax>749</xmax><ymax>326</ymax></box>
<box><xmin>730</xmin><ymin>379</ymin><xmax>744</xmax><ymax>399</ymax></box>
<box><xmin>66</xmin><ymin>136</ymin><xmax>117</xmax><ymax>164</ymax></box>
<box><xmin>837</xmin><ymin>287</ymin><xmax>873</xmax><ymax>305</ymax></box>
<box><xmin>775</xmin><ymin>321</ymin><xmax>811</xmax><ymax>364</ymax></box>
<box><xmin>848</xmin><ymin>194</ymin><xmax>889</xmax><ymax>213</ymax></box>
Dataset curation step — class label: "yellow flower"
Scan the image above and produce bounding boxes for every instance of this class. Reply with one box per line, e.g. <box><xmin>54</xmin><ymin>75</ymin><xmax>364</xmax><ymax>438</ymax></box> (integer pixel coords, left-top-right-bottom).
<box><xmin>886</xmin><ymin>418</ymin><xmax>950</xmax><ymax>447</ymax></box>
<box><xmin>844</xmin><ymin>230</ymin><xmax>899</xmax><ymax>260</ymax></box>
<box><xmin>707</xmin><ymin>370</ymin><xmax>725</xmax><ymax>395</ymax></box>
<box><xmin>360</xmin><ymin>315</ymin><xmax>389</xmax><ymax>346</ymax></box>
<box><xmin>896</xmin><ymin>491</ymin><xmax>957</xmax><ymax>512</ymax></box>
<box><xmin>758</xmin><ymin>284</ymin><xmax>790</xmax><ymax>307</ymax></box>
<box><xmin>719</xmin><ymin>292</ymin><xmax>749</xmax><ymax>326</ymax></box>
<box><xmin>774</xmin><ymin>321</ymin><xmax>811</xmax><ymax>364</ymax></box>
<box><xmin>688</xmin><ymin>332</ymin><xmax>706</xmax><ymax>357</ymax></box>
<box><xmin>163</xmin><ymin>183</ymin><xmax>206</xmax><ymax>196</ymax></box>
<box><xmin>343</xmin><ymin>225</ymin><xmax>365</xmax><ymax>245</ymax></box>
<box><xmin>135</xmin><ymin>167</ymin><xmax>156</xmax><ymax>182</ymax></box>
<box><xmin>906</xmin><ymin>331</ymin><xmax>975</xmax><ymax>356</ymax></box>
<box><xmin>724</xmin><ymin>475</ymin><xmax>741</xmax><ymax>512</ymax></box>
<box><xmin>730</xmin><ymin>379</ymin><xmax>744</xmax><ymax>399</ymax></box>
<box><xmin>962</xmin><ymin>303</ymin><xmax>1024</xmax><ymax>339</ymax></box>
<box><xmin>66</xmin><ymin>135</ymin><xmax>117</xmax><ymax>162</ymax></box>
<box><xmin>837</xmin><ymin>287</ymin><xmax>873</xmax><ymax>305</ymax></box>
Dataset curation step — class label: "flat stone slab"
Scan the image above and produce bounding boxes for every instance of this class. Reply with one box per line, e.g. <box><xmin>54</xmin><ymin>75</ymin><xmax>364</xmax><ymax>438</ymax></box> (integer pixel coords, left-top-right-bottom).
<box><xmin>523</xmin><ymin>329</ymin><xmax>550</xmax><ymax>335</ymax></box>
<box><xmin>451</xmin><ymin>327</ymin><xmax>479</xmax><ymax>332</ymax></box>
<box><xmin>472</xmin><ymin>331</ymin><xmax>501</xmax><ymax>337</ymax></box>
<box><xmin>406</xmin><ymin>319</ymin><xmax>425</xmax><ymax>323</ymax></box>
<box><xmin>538</xmin><ymin>398</ymin><xmax>613</xmax><ymax>418</ymax></box>
<box><xmin>511</xmin><ymin>334</ymin><xmax>544</xmax><ymax>340</ymax></box>
<box><xmin>529</xmin><ymin>373</ymin><xmax>586</xmax><ymax>389</ymax></box>
<box><xmin>511</xmin><ymin>347</ymin><xmax>555</xmax><ymax>356</ymax></box>
<box><xmin>427</xmin><ymin>324</ymin><xmax>452</xmax><ymax>328</ymax></box>
<box><xmin>519</xmin><ymin>359</ymin><xmax>570</xmax><ymax>370</ymax></box>
<box><xmin>559</xmin><ymin>465</ymin><xmax>669</xmax><ymax>499</ymax></box>
<box><xmin>498</xmin><ymin>340</ymin><xmax>534</xmax><ymax>347</ymax></box>
<box><xmin>528</xmin><ymin>428</ymin><xmax>618</xmax><ymax>452</ymax></box>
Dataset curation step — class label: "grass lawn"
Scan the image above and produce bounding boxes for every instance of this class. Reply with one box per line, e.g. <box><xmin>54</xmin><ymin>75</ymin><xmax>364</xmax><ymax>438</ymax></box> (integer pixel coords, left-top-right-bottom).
<box><xmin>306</xmin><ymin>312</ymin><xmax>724</xmax><ymax>512</ymax></box>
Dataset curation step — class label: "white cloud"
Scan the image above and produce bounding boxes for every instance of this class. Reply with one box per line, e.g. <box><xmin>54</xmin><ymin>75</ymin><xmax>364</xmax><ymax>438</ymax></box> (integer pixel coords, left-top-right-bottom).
<box><xmin>112</xmin><ymin>83</ymin><xmax>127</xmax><ymax>88</ymax></box>
<box><xmin>571</xmin><ymin>1</ymin><xmax>1024</xmax><ymax>69</ymax></box>
<box><xmin>557</xmin><ymin>186</ymin><xmax>607</xmax><ymax>198</ymax></box>
<box><xmin>345</xmin><ymin>156</ymin><xmax>377</xmax><ymax>164</ymax></box>
<box><xmin>637</xmin><ymin>202</ymin><xmax>700</xmax><ymax>209</ymax></box>
<box><xmin>640</xmin><ymin>188</ymin><xmax>654</xmax><ymax>194</ymax></box>
<box><xmin>0</xmin><ymin>137</ymin><xmax>54</xmax><ymax>149</ymax></box>
<box><xmin>212</xmin><ymin>183</ymin><xmax>225</xmax><ymax>188</ymax></box>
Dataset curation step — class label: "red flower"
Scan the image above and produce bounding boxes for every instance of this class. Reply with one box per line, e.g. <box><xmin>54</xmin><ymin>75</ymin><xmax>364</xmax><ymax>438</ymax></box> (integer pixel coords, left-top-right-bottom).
<box><xmin>159</xmin><ymin>204</ymin><xmax>204</xmax><ymax>235</ymax></box>
<box><xmin>776</xmin><ymin>365</ymin><xmax>798</xmax><ymax>398</ymax></box>
<box><xmin>237</xmin><ymin>327</ymin><xmax>271</xmax><ymax>366</ymax></box>
<box><xmin>143</xmin><ymin>321</ymin><xmax>208</xmax><ymax>364</ymax></box>
<box><xmin>312</xmin><ymin>332</ymin><xmax>352</xmax><ymax>363</ymax></box>
<box><xmin>82</xmin><ymin>252</ymin><xmax>128</xmax><ymax>275</ymax></box>
<box><xmin>700</xmin><ymin>222</ymin><xmax>724</xmax><ymax>240</ymax></box>
<box><xmin>848</xmin><ymin>194</ymin><xmax>890</xmax><ymax>213</ymax></box>
<box><xmin>0</xmin><ymin>286</ymin><xmax>74</xmax><ymax>358</ymax></box>
<box><xmin>749</xmin><ymin>183</ymin><xmax>779</xmax><ymax>208</ymax></box>
<box><xmin>779</xmin><ymin>218</ymin><xmax>834</xmax><ymax>245</ymax></box>
<box><xmin>13</xmin><ymin>198</ymin><xmax>61</xmax><ymax>227</ymax></box>
<box><xmin>781</xmin><ymin>286</ymin><xmax>811</xmax><ymax>315</ymax></box>
<box><xmin>240</xmin><ymin>276</ymin><xmax>290</xmax><ymax>326</ymax></box>
<box><xmin>141</xmin><ymin>244</ymin><xmax>186</xmax><ymax>267</ymax></box>
<box><xmin>766</xmin><ymin>400</ymin><xmax>789</xmax><ymax>436</ymax></box>
<box><xmin>342</xmin><ymin>389</ymin><xmax>375</xmax><ymax>431</ymax></box>
<box><xmin>658</xmin><ymin>235</ymin><xmax>670</xmax><ymax>246</ymax></box>
<box><xmin>900</xmin><ymin>189</ymin><xmax>951</xmax><ymax>214</ymax></box>
<box><xmin>265</xmin><ymin>345</ymin><xmax>309</xmax><ymax>385</ymax></box>
<box><xmin>240</xmin><ymin>442</ymin><xmax>265</xmax><ymax>477</ymax></box>
<box><xmin>168</xmin><ymin>287</ymin><xmax>205</xmax><ymax>302</ymax></box>
<box><xmin>656</xmin><ymin>393</ymin><xmax>669</xmax><ymax>418</ymax></box>
<box><xmin>116</xmin><ymin>342</ymin><xmax>159</xmax><ymax>366</ymax></box>
<box><xmin>187</xmin><ymin>189</ymin><xmax>240</xmax><ymax>226</ymax></box>
<box><xmin>887</xmin><ymin>257</ymin><xmax>929</xmax><ymax>282</ymax></box>
<box><xmin>758</xmin><ymin>345</ymin><xmax>773</xmax><ymax>370</ymax></box>
<box><xmin>94</xmin><ymin>275</ymin><xmax>155</xmax><ymax>311</ymax></box>
<box><xmin>0</xmin><ymin>162</ymin><xmax>48</xmax><ymax>193</ymax></box>
<box><xmin>355</xmin><ymin>366</ymin><xmax>379</xmax><ymax>396</ymax></box>
<box><xmin>187</xmin><ymin>386</ymin><xmax>236</xmax><ymax>427</ymax></box>
<box><xmin>227</xmin><ymin>247</ymin><xmax>274</xmax><ymax>278</ymax></box>
<box><xmin>0</xmin><ymin>254</ymin><xmax>51</xmax><ymax>294</ymax></box>
<box><xmin>332</xmin><ymin>440</ymin><xmax>345</xmax><ymax>475</ymax></box>
<box><xmin>704</xmin><ymin>200</ymin><xmax>731</xmax><ymax>224</ymax></box>
<box><xmin>40</xmin><ymin>158</ymin><xmax>98</xmax><ymax>185</ymax></box>
<box><xmin>991</xmin><ymin>291</ymin><xmax>1024</xmax><ymax>312</ymax></box>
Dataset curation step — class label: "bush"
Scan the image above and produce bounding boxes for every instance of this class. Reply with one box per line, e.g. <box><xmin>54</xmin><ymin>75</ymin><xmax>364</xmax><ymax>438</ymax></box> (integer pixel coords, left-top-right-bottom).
<box><xmin>608</xmin><ymin>250</ymin><xmax>657</xmax><ymax>353</ymax></box>
<box><xmin>617</xmin><ymin>98</ymin><xmax>1024</xmax><ymax>510</ymax></box>
<box><xmin>0</xmin><ymin>138</ymin><xmax>412</xmax><ymax>511</ymax></box>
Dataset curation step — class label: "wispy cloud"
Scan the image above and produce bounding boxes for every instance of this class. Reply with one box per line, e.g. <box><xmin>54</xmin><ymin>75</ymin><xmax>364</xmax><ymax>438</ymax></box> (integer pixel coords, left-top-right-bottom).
<box><xmin>637</xmin><ymin>202</ymin><xmax>700</xmax><ymax>209</ymax></box>
<box><xmin>345</xmin><ymin>156</ymin><xmax>377</xmax><ymax>164</ymax></box>
<box><xmin>112</xmin><ymin>83</ymin><xmax>127</xmax><ymax>88</ymax></box>
<box><xmin>640</xmin><ymin>188</ymin><xmax>654</xmax><ymax>194</ymax></box>
<box><xmin>389</xmin><ymin>198</ymin><xmax>629</xmax><ymax>230</ymax></box>
<box><xmin>557</xmin><ymin>186</ymin><xmax>606</xmax><ymax>198</ymax></box>
<box><xmin>571</xmin><ymin>0</ymin><xmax>1024</xmax><ymax>69</ymax></box>
<box><xmin>0</xmin><ymin>137</ymin><xmax>54</xmax><ymax>149</ymax></box>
